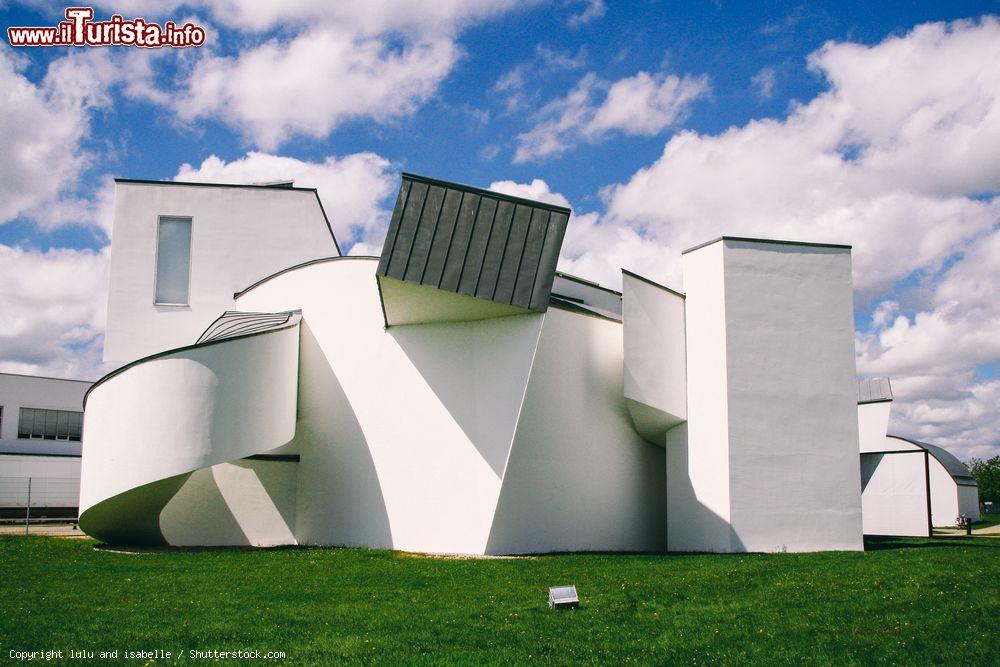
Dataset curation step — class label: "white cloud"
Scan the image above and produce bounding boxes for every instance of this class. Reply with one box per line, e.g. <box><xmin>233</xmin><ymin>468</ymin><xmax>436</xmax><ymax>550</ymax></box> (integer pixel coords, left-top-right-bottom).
<box><xmin>510</xmin><ymin>18</ymin><xmax>1000</xmax><ymax>458</ymax></box>
<box><xmin>514</xmin><ymin>70</ymin><xmax>709</xmax><ymax>162</ymax></box>
<box><xmin>177</xmin><ymin>30</ymin><xmax>459</xmax><ymax>150</ymax></box>
<box><xmin>493</xmin><ymin>44</ymin><xmax>587</xmax><ymax>113</ymax></box>
<box><xmin>0</xmin><ymin>244</ymin><xmax>111</xmax><ymax>381</ymax></box>
<box><xmin>86</xmin><ymin>0</ymin><xmax>532</xmax><ymax>149</ymax></box>
<box><xmin>600</xmin><ymin>19</ymin><xmax>1000</xmax><ymax>297</ymax></box>
<box><xmin>566</xmin><ymin>0</ymin><xmax>606</xmax><ymax>27</ymax></box>
<box><xmin>887</xmin><ymin>377</ymin><xmax>1000</xmax><ymax>460</ymax></box>
<box><xmin>479</xmin><ymin>144</ymin><xmax>501</xmax><ymax>161</ymax></box>
<box><xmin>856</xmin><ymin>228</ymin><xmax>1000</xmax><ymax>380</ymax></box>
<box><xmin>590</xmin><ymin>71</ymin><xmax>710</xmax><ymax>135</ymax></box>
<box><xmin>484</xmin><ymin>178</ymin><xmax>679</xmax><ymax>295</ymax></box>
<box><xmin>97</xmin><ymin>0</ymin><xmax>527</xmax><ymax>35</ymax></box>
<box><xmin>488</xmin><ymin>178</ymin><xmax>571</xmax><ymax>208</ymax></box>
<box><xmin>0</xmin><ymin>48</ymin><xmax>92</xmax><ymax>225</ymax></box>
<box><xmin>0</xmin><ymin>46</ymin><xmax>160</xmax><ymax>234</ymax></box>
<box><xmin>175</xmin><ymin>151</ymin><xmax>396</xmax><ymax>250</ymax></box>
<box><xmin>751</xmin><ymin>66</ymin><xmax>776</xmax><ymax>99</ymax></box>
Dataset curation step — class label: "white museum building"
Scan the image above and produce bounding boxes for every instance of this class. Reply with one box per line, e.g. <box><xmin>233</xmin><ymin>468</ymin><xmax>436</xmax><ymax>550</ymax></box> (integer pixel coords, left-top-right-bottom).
<box><xmin>858</xmin><ymin>378</ymin><xmax>980</xmax><ymax>537</ymax></box>
<box><xmin>70</xmin><ymin>173</ymin><xmax>978</xmax><ymax>553</ymax></box>
<box><xmin>0</xmin><ymin>372</ymin><xmax>90</xmax><ymax>516</ymax></box>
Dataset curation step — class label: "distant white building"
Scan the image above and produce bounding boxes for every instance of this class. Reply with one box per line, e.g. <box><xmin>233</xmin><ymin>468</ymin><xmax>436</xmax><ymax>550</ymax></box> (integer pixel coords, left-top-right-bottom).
<box><xmin>858</xmin><ymin>378</ymin><xmax>980</xmax><ymax>536</ymax></box>
<box><xmin>0</xmin><ymin>373</ymin><xmax>91</xmax><ymax>515</ymax></box>
<box><xmin>79</xmin><ymin>173</ymin><xmax>866</xmax><ymax>553</ymax></box>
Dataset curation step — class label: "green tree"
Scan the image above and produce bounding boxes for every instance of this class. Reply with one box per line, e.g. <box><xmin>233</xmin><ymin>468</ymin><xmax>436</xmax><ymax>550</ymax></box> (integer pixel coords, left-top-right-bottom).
<box><xmin>967</xmin><ymin>455</ymin><xmax>1000</xmax><ymax>506</ymax></box>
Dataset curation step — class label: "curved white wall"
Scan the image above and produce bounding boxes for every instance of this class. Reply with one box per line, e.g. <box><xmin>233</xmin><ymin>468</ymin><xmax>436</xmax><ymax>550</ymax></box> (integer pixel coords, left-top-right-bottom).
<box><xmin>238</xmin><ymin>259</ymin><xmax>666</xmax><ymax>554</ymax></box>
<box><xmin>239</xmin><ymin>259</ymin><xmax>543</xmax><ymax>554</ymax></box>
<box><xmin>80</xmin><ymin>323</ymin><xmax>300</xmax><ymax>545</ymax></box>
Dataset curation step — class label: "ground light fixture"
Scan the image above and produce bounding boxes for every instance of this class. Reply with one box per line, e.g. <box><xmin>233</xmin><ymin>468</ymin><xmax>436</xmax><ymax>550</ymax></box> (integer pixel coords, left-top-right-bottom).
<box><xmin>548</xmin><ymin>585</ymin><xmax>580</xmax><ymax>609</ymax></box>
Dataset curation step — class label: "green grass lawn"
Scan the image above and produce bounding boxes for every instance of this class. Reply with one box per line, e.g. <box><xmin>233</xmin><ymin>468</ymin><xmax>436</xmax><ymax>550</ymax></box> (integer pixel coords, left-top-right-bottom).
<box><xmin>1</xmin><ymin>536</ymin><xmax>997</xmax><ymax>665</ymax></box>
<box><xmin>974</xmin><ymin>511</ymin><xmax>1000</xmax><ymax>530</ymax></box>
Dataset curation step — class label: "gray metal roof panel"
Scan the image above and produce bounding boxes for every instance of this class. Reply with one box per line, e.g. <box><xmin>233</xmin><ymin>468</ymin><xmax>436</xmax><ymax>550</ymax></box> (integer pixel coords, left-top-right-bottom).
<box><xmin>858</xmin><ymin>377</ymin><xmax>893</xmax><ymax>404</ymax></box>
<box><xmin>378</xmin><ymin>173</ymin><xmax>571</xmax><ymax>313</ymax></box>
<box><xmin>196</xmin><ymin>310</ymin><xmax>302</xmax><ymax>344</ymax></box>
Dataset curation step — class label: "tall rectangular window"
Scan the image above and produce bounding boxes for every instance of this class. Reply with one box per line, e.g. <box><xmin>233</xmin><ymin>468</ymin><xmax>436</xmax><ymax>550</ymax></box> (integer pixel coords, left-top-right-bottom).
<box><xmin>155</xmin><ymin>216</ymin><xmax>192</xmax><ymax>305</ymax></box>
<box><xmin>17</xmin><ymin>408</ymin><xmax>83</xmax><ymax>442</ymax></box>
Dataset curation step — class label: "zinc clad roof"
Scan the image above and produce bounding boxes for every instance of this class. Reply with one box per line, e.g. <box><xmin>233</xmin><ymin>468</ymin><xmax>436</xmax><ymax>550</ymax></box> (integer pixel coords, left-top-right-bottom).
<box><xmin>196</xmin><ymin>311</ymin><xmax>301</xmax><ymax>344</ymax></box>
<box><xmin>858</xmin><ymin>377</ymin><xmax>893</xmax><ymax>404</ymax></box>
<box><xmin>377</xmin><ymin>173</ymin><xmax>571</xmax><ymax>313</ymax></box>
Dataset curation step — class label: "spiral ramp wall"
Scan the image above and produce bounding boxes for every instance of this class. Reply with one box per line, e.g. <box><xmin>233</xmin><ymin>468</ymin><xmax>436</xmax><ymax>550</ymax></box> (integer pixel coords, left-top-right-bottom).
<box><xmin>79</xmin><ymin>312</ymin><xmax>302</xmax><ymax>546</ymax></box>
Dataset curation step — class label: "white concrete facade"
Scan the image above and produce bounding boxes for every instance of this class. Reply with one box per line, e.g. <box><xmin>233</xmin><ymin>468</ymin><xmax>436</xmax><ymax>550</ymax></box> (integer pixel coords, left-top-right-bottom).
<box><xmin>858</xmin><ymin>394</ymin><xmax>980</xmax><ymax>535</ymax></box>
<box><xmin>0</xmin><ymin>373</ymin><xmax>90</xmax><ymax>456</ymax></box>
<box><xmin>0</xmin><ymin>373</ymin><xmax>90</xmax><ymax>510</ymax></box>
<box><xmin>79</xmin><ymin>177</ymin><xmax>888</xmax><ymax>554</ymax></box>
<box><xmin>104</xmin><ymin>180</ymin><xmax>339</xmax><ymax>363</ymax></box>
<box><xmin>668</xmin><ymin>239</ymin><xmax>864</xmax><ymax>553</ymax></box>
<box><xmin>622</xmin><ymin>271</ymin><xmax>686</xmax><ymax>445</ymax></box>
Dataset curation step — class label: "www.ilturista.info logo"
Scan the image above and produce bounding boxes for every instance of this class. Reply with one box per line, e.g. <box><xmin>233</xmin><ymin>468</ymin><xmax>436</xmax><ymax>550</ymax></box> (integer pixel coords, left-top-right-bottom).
<box><xmin>7</xmin><ymin>7</ymin><xmax>206</xmax><ymax>48</ymax></box>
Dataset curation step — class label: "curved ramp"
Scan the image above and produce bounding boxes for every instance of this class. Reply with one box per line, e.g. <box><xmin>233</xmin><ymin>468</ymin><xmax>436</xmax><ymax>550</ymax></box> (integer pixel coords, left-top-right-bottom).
<box><xmin>79</xmin><ymin>313</ymin><xmax>301</xmax><ymax>546</ymax></box>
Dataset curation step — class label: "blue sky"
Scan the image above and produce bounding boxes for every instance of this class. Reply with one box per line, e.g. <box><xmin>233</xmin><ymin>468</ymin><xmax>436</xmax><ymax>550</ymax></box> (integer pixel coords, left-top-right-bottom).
<box><xmin>1</xmin><ymin>1</ymin><xmax>998</xmax><ymax>458</ymax></box>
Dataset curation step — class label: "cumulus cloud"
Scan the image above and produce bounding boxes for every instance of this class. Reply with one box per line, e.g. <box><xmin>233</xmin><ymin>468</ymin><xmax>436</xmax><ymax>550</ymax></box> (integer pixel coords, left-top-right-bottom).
<box><xmin>175</xmin><ymin>151</ymin><xmax>396</xmax><ymax>250</ymax></box>
<box><xmin>856</xmin><ymin>229</ymin><xmax>1000</xmax><ymax>457</ymax></box>
<box><xmin>513</xmin><ymin>70</ymin><xmax>710</xmax><ymax>162</ymax></box>
<box><xmin>86</xmin><ymin>0</ymin><xmax>530</xmax><ymax>148</ymax></box>
<box><xmin>488</xmin><ymin>178</ymin><xmax>571</xmax><ymax>208</ymax></box>
<box><xmin>0</xmin><ymin>47</ymin><xmax>138</xmax><ymax>378</ymax></box>
<box><xmin>0</xmin><ymin>244</ymin><xmax>111</xmax><ymax>380</ymax></box>
<box><xmin>0</xmin><ymin>46</ymin><xmax>162</xmax><ymax>234</ymax></box>
<box><xmin>96</xmin><ymin>0</ymin><xmax>526</xmax><ymax>35</ymax></box>
<box><xmin>177</xmin><ymin>30</ymin><xmax>460</xmax><ymax>150</ymax></box>
<box><xmin>502</xmin><ymin>18</ymin><xmax>1000</xmax><ymax>458</ymax></box>
<box><xmin>0</xmin><ymin>48</ymin><xmax>93</xmax><ymax>225</ymax></box>
<box><xmin>598</xmin><ymin>18</ymin><xmax>1000</xmax><ymax>298</ymax></box>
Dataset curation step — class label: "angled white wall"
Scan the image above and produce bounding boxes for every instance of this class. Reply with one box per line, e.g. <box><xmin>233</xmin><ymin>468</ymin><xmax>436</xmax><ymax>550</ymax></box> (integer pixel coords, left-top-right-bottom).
<box><xmin>671</xmin><ymin>238</ymin><xmax>863</xmax><ymax>553</ymax></box>
<box><xmin>928</xmin><ymin>454</ymin><xmax>980</xmax><ymax>525</ymax></box>
<box><xmin>551</xmin><ymin>273</ymin><xmax>623</xmax><ymax>316</ymax></box>
<box><xmin>858</xmin><ymin>400</ymin><xmax>893</xmax><ymax>453</ymax></box>
<box><xmin>667</xmin><ymin>242</ymin><xmax>732</xmax><ymax>551</ymax></box>
<box><xmin>622</xmin><ymin>271</ymin><xmax>687</xmax><ymax>445</ymax></box>
<box><xmin>958</xmin><ymin>485</ymin><xmax>981</xmax><ymax>522</ymax></box>
<box><xmin>485</xmin><ymin>306</ymin><xmax>667</xmax><ymax>555</ymax></box>
<box><xmin>104</xmin><ymin>181</ymin><xmax>339</xmax><ymax>363</ymax></box>
<box><xmin>860</xmin><ymin>452</ymin><xmax>930</xmax><ymax>536</ymax></box>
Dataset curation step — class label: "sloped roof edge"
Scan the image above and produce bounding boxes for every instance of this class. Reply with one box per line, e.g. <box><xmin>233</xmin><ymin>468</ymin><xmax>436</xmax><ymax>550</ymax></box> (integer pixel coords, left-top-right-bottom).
<box><xmin>886</xmin><ymin>435</ymin><xmax>978</xmax><ymax>486</ymax></box>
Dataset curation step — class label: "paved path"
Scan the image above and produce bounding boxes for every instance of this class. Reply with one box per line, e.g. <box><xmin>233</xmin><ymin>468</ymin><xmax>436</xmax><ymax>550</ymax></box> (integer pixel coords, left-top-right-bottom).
<box><xmin>0</xmin><ymin>523</ymin><xmax>87</xmax><ymax>538</ymax></box>
<box><xmin>933</xmin><ymin>524</ymin><xmax>1000</xmax><ymax>537</ymax></box>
